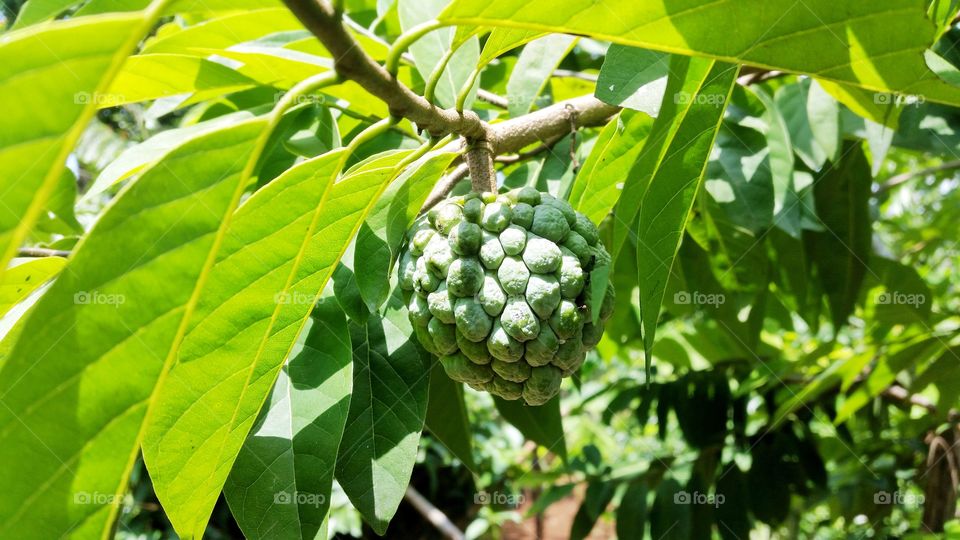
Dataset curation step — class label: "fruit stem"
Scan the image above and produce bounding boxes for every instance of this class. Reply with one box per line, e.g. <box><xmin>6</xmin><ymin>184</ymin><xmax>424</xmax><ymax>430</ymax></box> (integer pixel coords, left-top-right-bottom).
<box><xmin>465</xmin><ymin>139</ymin><xmax>496</xmax><ymax>193</ymax></box>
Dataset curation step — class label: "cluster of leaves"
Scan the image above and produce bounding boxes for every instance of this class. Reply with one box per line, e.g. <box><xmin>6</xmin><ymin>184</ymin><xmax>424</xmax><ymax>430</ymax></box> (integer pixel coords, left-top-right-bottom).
<box><xmin>1</xmin><ymin>0</ymin><xmax>960</xmax><ymax>538</ymax></box>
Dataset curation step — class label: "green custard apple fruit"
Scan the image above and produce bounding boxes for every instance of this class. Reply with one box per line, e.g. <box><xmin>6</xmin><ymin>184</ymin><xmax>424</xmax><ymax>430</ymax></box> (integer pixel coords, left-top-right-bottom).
<box><xmin>399</xmin><ymin>187</ymin><xmax>614</xmax><ymax>406</ymax></box>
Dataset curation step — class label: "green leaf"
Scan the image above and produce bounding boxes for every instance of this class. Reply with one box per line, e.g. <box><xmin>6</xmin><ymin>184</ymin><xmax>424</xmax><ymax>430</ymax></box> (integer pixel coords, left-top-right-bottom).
<box><xmin>570</xmin><ymin>481</ymin><xmax>615</xmax><ymax>540</ymax></box>
<box><xmin>335</xmin><ymin>291</ymin><xmax>430</xmax><ymax>535</ymax></box>
<box><xmin>753</xmin><ymin>88</ymin><xmax>803</xmax><ymax>238</ymax></box>
<box><xmin>0</xmin><ymin>8</ymin><xmax>164</xmax><ymax>284</ymax></box>
<box><xmin>140</xmin><ymin>8</ymin><xmax>303</xmax><ymax>55</ymax></box>
<box><xmin>105</xmin><ymin>54</ymin><xmax>260</xmax><ymax>106</ymax></box>
<box><xmin>355</xmin><ymin>150</ymin><xmax>458</xmax><ymax>312</ymax></box>
<box><xmin>223</xmin><ymin>297</ymin><xmax>353</xmax><ymax>540</ymax></box>
<box><xmin>704</xmin><ymin>122</ymin><xmax>775</xmax><ymax>234</ymax></box>
<box><xmin>506</xmin><ymin>33</ymin><xmax>577</xmax><ymax>117</ymax></box>
<box><xmin>714</xmin><ymin>463</ymin><xmax>751</xmax><ymax>540</ymax></box>
<box><xmin>478</xmin><ymin>27</ymin><xmax>543</xmax><ymax>66</ymax></box>
<box><xmin>425</xmin><ymin>360</ymin><xmax>477</xmax><ymax>471</ymax></box>
<box><xmin>616</xmin><ymin>481</ymin><xmax>648</xmax><ymax>539</ymax></box>
<box><xmin>835</xmin><ymin>336</ymin><xmax>944</xmax><ymax>423</ymax></box>
<box><xmin>399</xmin><ymin>0</ymin><xmax>480</xmax><ymax>109</ymax></box>
<box><xmin>807</xmin><ymin>142</ymin><xmax>872</xmax><ymax>329</ymax></box>
<box><xmin>775</xmin><ymin>79</ymin><xmax>840</xmax><ymax>171</ymax></box>
<box><xmin>11</xmin><ymin>0</ymin><xmax>81</xmax><ymax>28</ymax></box>
<box><xmin>82</xmin><ymin>110</ymin><xmax>260</xmax><ymax>201</ymax></box>
<box><xmin>0</xmin><ymin>119</ymin><xmax>265</xmax><ymax>539</ymax></box>
<box><xmin>595</xmin><ymin>44</ymin><xmax>670</xmax><ymax>117</ymax></box>
<box><xmin>649</xmin><ymin>477</ymin><xmax>690</xmax><ymax>540</ymax></box>
<box><xmin>142</xmin><ymin>149</ymin><xmax>415</xmax><ymax>537</ymax></box>
<box><xmin>0</xmin><ymin>257</ymin><xmax>66</xmax><ymax>317</ymax></box>
<box><xmin>494</xmin><ymin>395</ymin><xmax>566</xmax><ymax>460</ymax></box>
<box><xmin>439</xmin><ymin>0</ymin><xmax>960</xmax><ymax>107</ymax></box>
<box><xmin>628</xmin><ymin>56</ymin><xmax>738</xmax><ymax>366</ymax></box>
<box><xmin>569</xmin><ymin>110</ymin><xmax>653</xmax><ymax>226</ymax></box>
<box><xmin>868</xmin><ymin>257</ymin><xmax>932</xmax><ymax>324</ymax></box>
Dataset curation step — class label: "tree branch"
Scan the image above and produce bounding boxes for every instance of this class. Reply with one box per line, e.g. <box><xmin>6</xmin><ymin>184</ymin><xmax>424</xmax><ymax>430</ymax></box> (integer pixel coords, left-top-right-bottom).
<box><xmin>282</xmin><ymin>0</ymin><xmax>618</xmax><ymax>155</ymax></box>
<box><xmin>17</xmin><ymin>247</ymin><xmax>70</xmax><ymax>258</ymax></box>
<box><xmin>404</xmin><ymin>486</ymin><xmax>465</xmax><ymax>540</ymax></box>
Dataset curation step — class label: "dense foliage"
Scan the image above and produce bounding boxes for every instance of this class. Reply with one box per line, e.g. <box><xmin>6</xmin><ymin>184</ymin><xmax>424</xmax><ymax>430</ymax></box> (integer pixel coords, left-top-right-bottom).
<box><xmin>0</xmin><ymin>0</ymin><xmax>959</xmax><ymax>539</ymax></box>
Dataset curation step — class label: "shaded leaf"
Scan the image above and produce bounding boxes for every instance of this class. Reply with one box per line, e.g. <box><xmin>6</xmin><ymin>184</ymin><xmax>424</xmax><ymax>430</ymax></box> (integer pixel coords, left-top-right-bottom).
<box><xmin>143</xmin><ymin>150</ymin><xmax>414</xmax><ymax>537</ymax></box>
<box><xmin>224</xmin><ymin>297</ymin><xmax>353</xmax><ymax>540</ymax></box>
<box><xmin>506</xmin><ymin>34</ymin><xmax>577</xmax><ymax>117</ymax></box>
<box><xmin>494</xmin><ymin>395</ymin><xmax>567</xmax><ymax>460</ymax></box>
<box><xmin>335</xmin><ymin>291</ymin><xmax>430</xmax><ymax>535</ymax></box>
<box><xmin>595</xmin><ymin>44</ymin><xmax>670</xmax><ymax>116</ymax></box>
<box><xmin>425</xmin><ymin>362</ymin><xmax>477</xmax><ymax>472</ymax></box>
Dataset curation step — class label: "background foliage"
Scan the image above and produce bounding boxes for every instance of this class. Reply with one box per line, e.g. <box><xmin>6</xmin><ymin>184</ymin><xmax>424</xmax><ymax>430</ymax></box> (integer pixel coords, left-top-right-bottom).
<box><xmin>1</xmin><ymin>0</ymin><xmax>959</xmax><ymax>538</ymax></box>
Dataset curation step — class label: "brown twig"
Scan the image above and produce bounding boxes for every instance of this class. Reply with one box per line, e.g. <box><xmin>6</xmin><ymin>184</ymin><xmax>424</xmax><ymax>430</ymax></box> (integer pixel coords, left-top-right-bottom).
<box><xmin>282</xmin><ymin>0</ymin><xmax>618</xmax><ymax>153</ymax></box>
<box><xmin>17</xmin><ymin>247</ymin><xmax>71</xmax><ymax>258</ymax></box>
<box><xmin>878</xmin><ymin>159</ymin><xmax>960</xmax><ymax>194</ymax></box>
<box><xmin>420</xmin><ymin>163</ymin><xmax>470</xmax><ymax>213</ymax></box>
<box><xmin>404</xmin><ymin>486</ymin><xmax>466</xmax><ymax>540</ymax></box>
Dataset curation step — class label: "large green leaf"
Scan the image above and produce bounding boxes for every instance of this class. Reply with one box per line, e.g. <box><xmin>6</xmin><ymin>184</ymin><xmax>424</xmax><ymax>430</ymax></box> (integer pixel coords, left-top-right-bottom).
<box><xmin>425</xmin><ymin>361</ymin><xmax>477</xmax><ymax>471</ymax></box>
<box><xmin>0</xmin><ymin>257</ymin><xmax>66</xmax><ymax>317</ymax></box>
<box><xmin>223</xmin><ymin>297</ymin><xmax>353</xmax><ymax>540</ymax></box>
<box><xmin>494</xmin><ymin>396</ymin><xmax>567</xmax><ymax>460</ymax></box>
<box><xmin>807</xmin><ymin>142</ymin><xmax>872</xmax><ymax>329</ymax></box>
<box><xmin>627</xmin><ymin>56</ymin><xmax>738</xmax><ymax>365</ymax></box>
<box><xmin>0</xmin><ymin>119</ymin><xmax>265</xmax><ymax>539</ymax></box>
<box><xmin>0</xmin><ymin>6</ymin><xmax>165</xmax><ymax>283</ymax></box>
<box><xmin>83</xmin><ymin>110</ymin><xmax>260</xmax><ymax>201</ymax></box>
<box><xmin>569</xmin><ymin>109</ymin><xmax>653</xmax><ymax>225</ymax></box>
<box><xmin>335</xmin><ymin>291</ymin><xmax>431</xmax><ymax>535</ymax></box>
<box><xmin>140</xmin><ymin>8</ymin><xmax>302</xmax><ymax>54</ymax></box>
<box><xmin>142</xmin><ymin>149</ymin><xmax>414</xmax><ymax>537</ymax></box>
<box><xmin>355</xmin><ymin>150</ymin><xmax>458</xmax><ymax>312</ymax></box>
<box><xmin>105</xmin><ymin>53</ymin><xmax>261</xmax><ymax>106</ymax></box>
<box><xmin>439</xmin><ymin>0</ymin><xmax>960</xmax><ymax>107</ymax></box>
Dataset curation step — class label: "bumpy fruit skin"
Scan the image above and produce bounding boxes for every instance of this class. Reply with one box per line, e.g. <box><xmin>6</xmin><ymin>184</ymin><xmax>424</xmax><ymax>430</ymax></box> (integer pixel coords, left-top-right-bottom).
<box><xmin>400</xmin><ymin>188</ymin><xmax>614</xmax><ymax>405</ymax></box>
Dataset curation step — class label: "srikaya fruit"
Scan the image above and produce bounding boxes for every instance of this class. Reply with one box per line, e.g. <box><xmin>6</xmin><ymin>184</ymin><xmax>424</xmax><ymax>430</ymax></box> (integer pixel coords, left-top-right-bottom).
<box><xmin>398</xmin><ymin>187</ymin><xmax>614</xmax><ymax>405</ymax></box>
